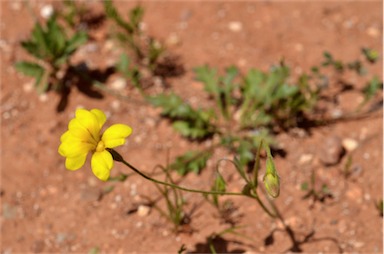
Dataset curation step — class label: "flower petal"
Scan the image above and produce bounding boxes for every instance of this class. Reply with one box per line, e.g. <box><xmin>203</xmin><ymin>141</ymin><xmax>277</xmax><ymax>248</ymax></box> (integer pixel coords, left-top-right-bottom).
<box><xmin>68</xmin><ymin>119</ymin><xmax>94</xmax><ymax>142</ymax></box>
<box><xmin>91</xmin><ymin>109</ymin><xmax>107</xmax><ymax>128</ymax></box>
<box><xmin>75</xmin><ymin>108</ymin><xmax>102</xmax><ymax>142</ymax></box>
<box><xmin>102</xmin><ymin>124</ymin><xmax>132</xmax><ymax>148</ymax></box>
<box><xmin>59</xmin><ymin>140</ymin><xmax>94</xmax><ymax>157</ymax></box>
<box><xmin>91</xmin><ymin>150</ymin><xmax>113</xmax><ymax>181</ymax></box>
<box><xmin>65</xmin><ymin>153</ymin><xmax>87</xmax><ymax>170</ymax></box>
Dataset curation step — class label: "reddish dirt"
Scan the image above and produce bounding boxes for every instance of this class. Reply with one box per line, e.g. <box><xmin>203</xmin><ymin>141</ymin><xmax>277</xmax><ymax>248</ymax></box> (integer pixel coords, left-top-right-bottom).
<box><xmin>1</xmin><ymin>1</ymin><xmax>383</xmax><ymax>253</ymax></box>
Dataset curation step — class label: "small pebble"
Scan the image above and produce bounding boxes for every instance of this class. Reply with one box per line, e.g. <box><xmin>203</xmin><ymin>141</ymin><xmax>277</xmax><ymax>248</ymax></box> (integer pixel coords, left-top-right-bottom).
<box><xmin>294</xmin><ymin>43</ymin><xmax>304</xmax><ymax>52</ymax></box>
<box><xmin>111</xmin><ymin>100</ymin><xmax>121</xmax><ymax>110</ymax></box>
<box><xmin>110</xmin><ymin>77</ymin><xmax>127</xmax><ymax>91</ymax></box>
<box><xmin>366</xmin><ymin>26</ymin><xmax>380</xmax><ymax>38</ymax></box>
<box><xmin>319</xmin><ymin>136</ymin><xmax>345</xmax><ymax>166</ymax></box>
<box><xmin>166</xmin><ymin>33</ymin><xmax>181</xmax><ymax>47</ymax></box>
<box><xmin>39</xmin><ymin>94</ymin><xmax>48</xmax><ymax>102</ymax></box>
<box><xmin>137</xmin><ymin>205</ymin><xmax>151</xmax><ymax>217</ymax></box>
<box><xmin>342</xmin><ymin>138</ymin><xmax>358</xmax><ymax>152</ymax></box>
<box><xmin>40</xmin><ymin>5</ymin><xmax>54</xmax><ymax>19</ymax></box>
<box><xmin>228</xmin><ymin>21</ymin><xmax>243</xmax><ymax>32</ymax></box>
<box><xmin>298</xmin><ymin>154</ymin><xmax>313</xmax><ymax>165</ymax></box>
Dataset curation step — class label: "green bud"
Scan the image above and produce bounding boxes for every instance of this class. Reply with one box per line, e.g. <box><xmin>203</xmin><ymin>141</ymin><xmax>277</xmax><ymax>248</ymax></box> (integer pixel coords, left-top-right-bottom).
<box><xmin>263</xmin><ymin>147</ymin><xmax>280</xmax><ymax>198</ymax></box>
<box><xmin>263</xmin><ymin>172</ymin><xmax>280</xmax><ymax>198</ymax></box>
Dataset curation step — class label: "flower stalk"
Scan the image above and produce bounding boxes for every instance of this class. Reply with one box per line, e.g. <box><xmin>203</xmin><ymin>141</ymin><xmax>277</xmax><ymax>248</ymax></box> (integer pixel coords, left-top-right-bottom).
<box><xmin>108</xmin><ymin>148</ymin><xmax>277</xmax><ymax>218</ymax></box>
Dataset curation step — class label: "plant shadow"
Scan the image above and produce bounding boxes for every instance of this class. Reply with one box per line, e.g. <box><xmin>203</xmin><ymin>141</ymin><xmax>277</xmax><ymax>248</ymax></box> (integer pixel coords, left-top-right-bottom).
<box><xmin>188</xmin><ymin>235</ymin><xmax>247</xmax><ymax>253</ymax></box>
<box><xmin>56</xmin><ymin>62</ymin><xmax>115</xmax><ymax>112</ymax></box>
<box><xmin>264</xmin><ymin>221</ymin><xmax>343</xmax><ymax>253</ymax></box>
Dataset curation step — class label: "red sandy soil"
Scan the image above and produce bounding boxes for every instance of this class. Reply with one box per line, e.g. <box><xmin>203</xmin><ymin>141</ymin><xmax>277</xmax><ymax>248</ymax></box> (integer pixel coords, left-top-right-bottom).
<box><xmin>1</xmin><ymin>1</ymin><xmax>382</xmax><ymax>253</ymax></box>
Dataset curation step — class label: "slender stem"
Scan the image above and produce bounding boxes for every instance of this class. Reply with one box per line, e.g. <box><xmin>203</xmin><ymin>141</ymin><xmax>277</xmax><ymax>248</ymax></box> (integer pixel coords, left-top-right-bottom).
<box><xmin>112</xmin><ymin>150</ymin><xmax>243</xmax><ymax>197</ymax></box>
<box><xmin>110</xmin><ymin>149</ymin><xmax>277</xmax><ymax>218</ymax></box>
<box><xmin>253</xmin><ymin>193</ymin><xmax>277</xmax><ymax>218</ymax></box>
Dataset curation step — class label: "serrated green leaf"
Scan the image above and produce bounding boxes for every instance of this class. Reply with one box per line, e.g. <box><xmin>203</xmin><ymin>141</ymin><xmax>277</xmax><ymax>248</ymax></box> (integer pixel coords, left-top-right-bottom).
<box><xmin>15</xmin><ymin>61</ymin><xmax>46</xmax><ymax>91</ymax></box>
<box><xmin>172</xmin><ymin>121</ymin><xmax>191</xmax><ymax>136</ymax></box>
<box><xmin>194</xmin><ymin>65</ymin><xmax>219</xmax><ymax>96</ymax></box>
<box><xmin>65</xmin><ymin>31</ymin><xmax>87</xmax><ymax>55</ymax></box>
<box><xmin>47</xmin><ymin>15</ymin><xmax>67</xmax><ymax>57</ymax></box>
<box><xmin>148</xmin><ymin>93</ymin><xmax>216</xmax><ymax>139</ymax></box>
<box><xmin>15</xmin><ymin>61</ymin><xmax>45</xmax><ymax>77</ymax></box>
<box><xmin>30</xmin><ymin>22</ymin><xmax>48</xmax><ymax>58</ymax></box>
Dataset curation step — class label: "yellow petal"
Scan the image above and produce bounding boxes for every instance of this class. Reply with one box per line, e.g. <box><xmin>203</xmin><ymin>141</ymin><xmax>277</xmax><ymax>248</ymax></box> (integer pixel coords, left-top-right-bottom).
<box><xmin>91</xmin><ymin>150</ymin><xmax>113</xmax><ymax>181</ymax></box>
<box><xmin>58</xmin><ymin>140</ymin><xmax>94</xmax><ymax>157</ymax></box>
<box><xmin>68</xmin><ymin>118</ymin><xmax>94</xmax><ymax>142</ymax></box>
<box><xmin>60</xmin><ymin>130</ymin><xmax>71</xmax><ymax>142</ymax></box>
<box><xmin>65</xmin><ymin>153</ymin><xmax>87</xmax><ymax>170</ymax></box>
<box><xmin>91</xmin><ymin>109</ymin><xmax>107</xmax><ymax>128</ymax></box>
<box><xmin>102</xmin><ymin>124</ymin><xmax>132</xmax><ymax>148</ymax></box>
<box><xmin>75</xmin><ymin>108</ymin><xmax>102</xmax><ymax>141</ymax></box>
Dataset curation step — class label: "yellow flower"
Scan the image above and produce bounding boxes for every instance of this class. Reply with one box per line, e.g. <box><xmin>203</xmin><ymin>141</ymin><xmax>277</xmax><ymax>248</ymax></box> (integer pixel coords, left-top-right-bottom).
<box><xmin>58</xmin><ymin>108</ymin><xmax>132</xmax><ymax>181</ymax></box>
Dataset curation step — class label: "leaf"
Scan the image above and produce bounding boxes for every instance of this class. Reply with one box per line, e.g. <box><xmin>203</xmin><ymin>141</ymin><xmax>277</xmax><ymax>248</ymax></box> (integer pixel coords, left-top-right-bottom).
<box><xmin>194</xmin><ymin>65</ymin><xmax>219</xmax><ymax>96</ymax></box>
<box><xmin>237</xmin><ymin>140</ymin><xmax>254</xmax><ymax>167</ymax></box>
<box><xmin>30</xmin><ymin>22</ymin><xmax>48</xmax><ymax>59</ymax></box>
<box><xmin>15</xmin><ymin>61</ymin><xmax>46</xmax><ymax>90</ymax></box>
<box><xmin>362</xmin><ymin>76</ymin><xmax>382</xmax><ymax>101</ymax></box>
<box><xmin>129</xmin><ymin>6</ymin><xmax>144</xmax><ymax>32</ymax></box>
<box><xmin>65</xmin><ymin>31</ymin><xmax>87</xmax><ymax>55</ymax></box>
<box><xmin>213</xmin><ymin>172</ymin><xmax>226</xmax><ymax>193</ymax></box>
<box><xmin>241</xmin><ymin>183</ymin><xmax>252</xmax><ymax>197</ymax></box>
<box><xmin>15</xmin><ymin>61</ymin><xmax>44</xmax><ymax>77</ymax></box>
<box><xmin>46</xmin><ymin>15</ymin><xmax>67</xmax><ymax>58</ymax></box>
<box><xmin>170</xmin><ymin>151</ymin><xmax>212</xmax><ymax>175</ymax></box>
<box><xmin>148</xmin><ymin>93</ymin><xmax>216</xmax><ymax>139</ymax></box>
<box><xmin>104</xmin><ymin>0</ymin><xmax>133</xmax><ymax>34</ymax></box>
<box><xmin>362</xmin><ymin>47</ymin><xmax>379</xmax><ymax>63</ymax></box>
<box><xmin>116</xmin><ymin>53</ymin><xmax>131</xmax><ymax>75</ymax></box>
<box><xmin>300</xmin><ymin>182</ymin><xmax>309</xmax><ymax>191</ymax></box>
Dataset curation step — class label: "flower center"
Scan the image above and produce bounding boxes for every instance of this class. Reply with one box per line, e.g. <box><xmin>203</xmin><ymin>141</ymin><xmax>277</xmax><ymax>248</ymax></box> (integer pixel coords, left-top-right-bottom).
<box><xmin>96</xmin><ymin>140</ymin><xmax>105</xmax><ymax>152</ymax></box>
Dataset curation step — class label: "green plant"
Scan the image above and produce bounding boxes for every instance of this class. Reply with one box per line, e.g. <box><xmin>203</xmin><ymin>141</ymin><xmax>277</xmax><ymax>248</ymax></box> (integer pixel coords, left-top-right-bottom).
<box><xmin>316</xmin><ymin>49</ymin><xmax>383</xmax><ymax>111</ymax></box>
<box><xmin>301</xmin><ymin>170</ymin><xmax>333</xmax><ymax>205</ymax></box>
<box><xmin>15</xmin><ymin>15</ymin><xmax>87</xmax><ymax>93</ymax></box>
<box><xmin>148</xmin><ymin>93</ymin><xmax>216</xmax><ymax>140</ymax></box>
<box><xmin>148</xmin><ymin>62</ymin><xmax>314</xmax><ymax>174</ymax></box>
<box><xmin>148</xmin><ymin>49</ymin><xmax>382</xmax><ymax>176</ymax></box>
<box><xmin>104</xmin><ymin>0</ymin><xmax>164</xmax><ymax>71</ymax></box>
<box><xmin>152</xmin><ymin>166</ymin><xmax>189</xmax><ymax>232</ymax></box>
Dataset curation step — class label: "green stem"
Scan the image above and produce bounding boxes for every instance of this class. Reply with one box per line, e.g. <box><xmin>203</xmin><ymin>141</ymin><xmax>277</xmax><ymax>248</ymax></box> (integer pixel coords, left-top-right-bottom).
<box><xmin>109</xmin><ymin>149</ymin><xmax>278</xmax><ymax>218</ymax></box>
<box><xmin>110</xmin><ymin>149</ymin><xmax>243</xmax><ymax>197</ymax></box>
<box><xmin>253</xmin><ymin>193</ymin><xmax>277</xmax><ymax>218</ymax></box>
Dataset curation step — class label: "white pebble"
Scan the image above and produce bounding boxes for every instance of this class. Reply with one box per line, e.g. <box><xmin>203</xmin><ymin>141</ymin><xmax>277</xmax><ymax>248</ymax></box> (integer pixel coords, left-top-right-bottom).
<box><xmin>342</xmin><ymin>138</ymin><xmax>358</xmax><ymax>152</ymax></box>
<box><xmin>40</xmin><ymin>5</ymin><xmax>54</xmax><ymax>19</ymax></box>
<box><xmin>137</xmin><ymin>205</ymin><xmax>151</xmax><ymax>217</ymax></box>
<box><xmin>298</xmin><ymin>154</ymin><xmax>313</xmax><ymax>165</ymax></box>
<box><xmin>228</xmin><ymin>21</ymin><xmax>243</xmax><ymax>32</ymax></box>
<box><xmin>110</xmin><ymin>78</ymin><xmax>127</xmax><ymax>91</ymax></box>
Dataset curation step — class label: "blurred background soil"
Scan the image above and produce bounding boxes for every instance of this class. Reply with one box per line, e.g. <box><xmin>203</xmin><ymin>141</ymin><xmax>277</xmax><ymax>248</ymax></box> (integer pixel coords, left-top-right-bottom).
<box><xmin>1</xmin><ymin>1</ymin><xmax>382</xmax><ymax>253</ymax></box>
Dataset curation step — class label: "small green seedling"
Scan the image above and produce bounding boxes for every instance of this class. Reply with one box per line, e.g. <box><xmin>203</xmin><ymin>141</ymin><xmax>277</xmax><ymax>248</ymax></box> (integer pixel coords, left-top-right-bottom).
<box><xmin>301</xmin><ymin>170</ymin><xmax>333</xmax><ymax>205</ymax></box>
<box><xmin>15</xmin><ymin>15</ymin><xmax>87</xmax><ymax>93</ymax></box>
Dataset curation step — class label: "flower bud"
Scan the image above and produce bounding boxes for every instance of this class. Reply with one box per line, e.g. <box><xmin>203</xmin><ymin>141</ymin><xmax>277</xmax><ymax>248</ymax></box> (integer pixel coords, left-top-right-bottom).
<box><xmin>263</xmin><ymin>171</ymin><xmax>280</xmax><ymax>198</ymax></box>
<box><xmin>263</xmin><ymin>148</ymin><xmax>280</xmax><ymax>198</ymax></box>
